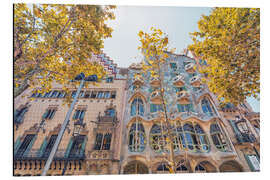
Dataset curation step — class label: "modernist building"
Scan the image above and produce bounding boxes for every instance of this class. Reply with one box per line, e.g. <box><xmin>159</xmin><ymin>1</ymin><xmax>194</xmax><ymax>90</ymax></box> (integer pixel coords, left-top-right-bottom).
<box><xmin>120</xmin><ymin>53</ymin><xmax>260</xmax><ymax>174</ymax></box>
<box><xmin>13</xmin><ymin>52</ymin><xmax>260</xmax><ymax>176</ymax></box>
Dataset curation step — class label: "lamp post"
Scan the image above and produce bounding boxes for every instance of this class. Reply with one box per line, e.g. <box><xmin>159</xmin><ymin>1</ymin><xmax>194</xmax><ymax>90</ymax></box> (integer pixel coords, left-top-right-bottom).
<box><xmin>235</xmin><ymin>118</ymin><xmax>249</xmax><ymax>134</ymax></box>
<box><xmin>41</xmin><ymin>73</ymin><xmax>97</xmax><ymax>176</ymax></box>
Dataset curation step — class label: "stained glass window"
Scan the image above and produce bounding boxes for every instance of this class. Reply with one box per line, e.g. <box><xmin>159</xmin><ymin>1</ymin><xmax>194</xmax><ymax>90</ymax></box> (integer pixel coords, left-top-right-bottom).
<box><xmin>201</xmin><ymin>98</ymin><xmax>215</xmax><ymax>116</ymax></box>
<box><xmin>128</xmin><ymin>122</ymin><xmax>146</xmax><ymax>152</ymax></box>
<box><xmin>131</xmin><ymin>98</ymin><xmax>144</xmax><ymax>116</ymax></box>
<box><xmin>210</xmin><ymin>122</ymin><xmax>229</xmax><ymax>151</ymax></box>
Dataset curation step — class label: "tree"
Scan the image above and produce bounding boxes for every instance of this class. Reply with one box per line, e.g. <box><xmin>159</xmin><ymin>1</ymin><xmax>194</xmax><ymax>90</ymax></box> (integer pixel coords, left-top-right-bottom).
<box><xmin>188</xmin><ymin>8</ymin><xmax>260</xmax><ymax>106</ymax></box>
<box><xmin>14</xmin><ymin>4</ymin><xmax>116</xmax><ymax>100</ymax></box>
<box><xmin>138</xmin><ymin>27</ymin><xmax>177</xmax><ymax>173</ymax></box>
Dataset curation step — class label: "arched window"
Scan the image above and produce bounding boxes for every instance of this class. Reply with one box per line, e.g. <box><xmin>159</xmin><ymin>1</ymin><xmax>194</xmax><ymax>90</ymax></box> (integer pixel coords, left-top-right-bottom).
<box><xmin>156</xmin><ymin>163</ymin><xmax>170</xmax><ymax>174</ymax></box>
<box><xmin>150</xmin><ymin>123</ymin><xmax>168</xmax><ymax>153</ymax></box>
<box><xmin>194</xmin><ymin>124</ymin><xmax>209</xmax><ymax>152</ymax></box>
<box><xmin>195</xmin><ymin>164</ymin><xmax>206</xmax><ymax>173</ymax></box>
<box><xmin>176</xmin><ymin>160</ymin><xmax>189</xmax><ymax>173</ymax></box>
<box><xmin>128</xmin><ymin>121</ymin><xmax>146</xmax><ymax>152</ymax></box>
<box><xmin>210</xmin><ymin>122</ymin><xmax>229</xmax><ymax>152</ymax></box>
<box><xmin>201</xmin><ymin>98</ymin><xmax>215</xmax><ymax>116</ymax></box>
<box><xmin>172</xmin><ymin>122</ymin><xmax>186</xmax><ymax>152</ymax></box>
<box><xmin>123</xmin><ymin>161</ymin><xmax>149</xmax><ymax>174</ymax></box>
<box><xmin>131</xmin><ymin>98</ymin><xmax>144</xmax><ymax>116</ymax></box>
<box><xmin>183</xmin><ymin>123</ymin><xmax>209</xmax><ymax>152</ymax></box>
<box><xmin>183</xmin><ymin>123</ymin><xmax>198</xmax><ymax>151</ymax></box>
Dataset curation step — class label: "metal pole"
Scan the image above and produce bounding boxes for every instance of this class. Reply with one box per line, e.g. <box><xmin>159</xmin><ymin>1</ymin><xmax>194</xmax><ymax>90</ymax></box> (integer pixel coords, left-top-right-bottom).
<box><xmin>42</xmin><ymin>79</ymin><xmax>85</xmax><ymax>176</ymax></box>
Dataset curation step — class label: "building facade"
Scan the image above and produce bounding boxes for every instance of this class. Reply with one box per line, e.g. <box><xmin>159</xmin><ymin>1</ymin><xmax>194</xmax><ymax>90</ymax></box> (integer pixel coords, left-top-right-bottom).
<box><xmin>14</xmin><ymin>54</ymin><xmax>128</xmax><ymax>176</ymax></box>
<box><xmin>13</xmin><ymin>52</ymin><xmax>260</xmax><ymax>176</ymax></box>
<box><xmin>120</xmin><ymin>53</ymin><xmax>260</xmax><ymax>174</ymax></box>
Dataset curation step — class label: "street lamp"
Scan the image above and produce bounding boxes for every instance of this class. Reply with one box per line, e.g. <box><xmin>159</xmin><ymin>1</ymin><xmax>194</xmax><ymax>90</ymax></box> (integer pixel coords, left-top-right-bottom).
<box><xmin>235</xmin><ymin>118</ymin><xmax>249</xmax><ymax>134</ymax></box>
<box><xmin>41</xmin><ymin>72</ymin><xmax>98</xmax><ymax>176</ymax></box>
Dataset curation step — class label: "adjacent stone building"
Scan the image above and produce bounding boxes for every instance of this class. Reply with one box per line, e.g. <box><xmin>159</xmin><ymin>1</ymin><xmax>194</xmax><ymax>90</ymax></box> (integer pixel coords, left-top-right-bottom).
<box><xmin>13</xmin><ymin>52</ymin><xmax>260</xmax><ymax>176</ymax></box>
<box><xmin>14</xmin><ymin>54</ymin><xmax>128</xmax><ymax>176</ymax></box>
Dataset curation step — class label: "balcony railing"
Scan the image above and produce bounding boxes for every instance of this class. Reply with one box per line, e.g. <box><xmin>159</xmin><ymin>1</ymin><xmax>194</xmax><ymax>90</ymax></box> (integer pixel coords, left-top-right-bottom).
<box><xmin>14</xmin><ymin>149</ymin><xmax>85</xmax><ymax>161</ymax></box>
<box><xmin>236</xmin><ymin>133</ymin><xmax>256</xmax><ymax>144</ymax></box>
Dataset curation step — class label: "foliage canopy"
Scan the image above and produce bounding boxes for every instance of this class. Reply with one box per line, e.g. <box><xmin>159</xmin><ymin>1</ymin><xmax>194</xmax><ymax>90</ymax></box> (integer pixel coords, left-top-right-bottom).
<box><xmin>14</xmin><ymin>4</ymin><xmax>116</xmax><ymax>101</ymax></box>
<box><xmin>189</xmin><ymin>8</ymin><xmax>260</xmax><ymax>105</ymax></box>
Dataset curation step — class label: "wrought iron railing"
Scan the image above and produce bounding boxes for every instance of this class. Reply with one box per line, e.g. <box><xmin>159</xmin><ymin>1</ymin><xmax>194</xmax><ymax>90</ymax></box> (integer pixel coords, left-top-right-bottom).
<box><xmin>14</xmin><ymin>149</ymin><xmax>85</xmax><ymax>160</ymax></box>
<box><xmin>236</xmin><ymin>133</ymin><xmax>256</xmax><ymax>143</ymax></box>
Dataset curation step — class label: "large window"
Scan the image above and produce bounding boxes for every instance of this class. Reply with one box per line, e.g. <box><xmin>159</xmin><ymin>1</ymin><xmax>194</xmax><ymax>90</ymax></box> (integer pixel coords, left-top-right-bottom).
<box><xmin>42</xmin><ymin>135</ymin><xmax>57</xmax><ymax>157</ymax></box>
<box><xmin>150</xmin><ymin>123</ymin><xmax>169</xmax><ymax>153</ymax></box>
<box><xmin>201</xmin><ymin>98</ymin><xmax>215</xmax><ymax>116</ymax></box>
<box><xmin>177</xmin><ymin>104</ymin><xmax>194</xmax><ymax>112</ymax></box>
<box><xmin>128</xmin><ymin>122</ymin><xmax>146</xmax><ymax>152</ymax></box>
<box><xmin>15</xmin><ymin>134</ymin><xmax>35</xmax><ymax>158</ymax></box>
<box><xmin>183</xmin><ymin>123</ymin><xmax>209</xmax><ymax>152</ymax></box>
<box><xmin>156</xmin><ymin>163</ymin><xmax>170</xmax><ymax>173</ymax></box>
<box><xmin>150</xmin><ymin>104</ymin><xmax>164</xmax><ymax>113</ymax></box>
<box><xmin>14</xmin><ymin>107</ymin><xmax>28</xmax><ymax>124</ymax></box>
<box><xmin>73</xmin><ymin>109</ymin><xmax>85</xmax><ymax>120</ymax></box>
<box><xmin>176</xmin><ymin>160</ymin><xmax>189</xmax><ymax>173</ymax></box>
<box><xmin>42</xmin><ymin>108</ymin><xmax>56</xmax><ymax>120</ymax></box>
<box><xmin>131</xmin><ymin>98</ymin><xmax>144</xmax><ymax>116</ymax></box>
<box><xmin>94</xmin><ymin>133</ymin><xmax>112</xmax><ymax>150</ymax></box>
<box><xmin>172</xmin><ymin>121</ymin><xmax>186</xmax><ymax>152</ymax></box>
<box><xmin>194</xmin><ymin>124</ymin><xmax>209</xmax><ymax>151</ymax></box>
<box><xmin>69</xmin><ymin>135</ymin><xmax>86</xmax><ymax>157</ymax></box>
<box><xmin>210</xmin><ymin>122</ymin><xmax>229</xmax><ymax>151</ymax></box>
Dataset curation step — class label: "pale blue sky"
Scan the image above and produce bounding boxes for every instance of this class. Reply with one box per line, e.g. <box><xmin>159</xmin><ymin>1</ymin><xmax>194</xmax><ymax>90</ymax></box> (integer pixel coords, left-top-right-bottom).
<box><xmin>103</xmin><ymin>5</ymin><xmax>259</xmax><ymax>112</ymax></box>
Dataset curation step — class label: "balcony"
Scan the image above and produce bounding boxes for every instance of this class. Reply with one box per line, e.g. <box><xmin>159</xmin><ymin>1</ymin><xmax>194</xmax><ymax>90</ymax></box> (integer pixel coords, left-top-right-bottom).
<box><xmin>13</xmin><ymin>149</ymin><xmax>85</xmax><ymax>172</ymax></box>
<box><xmin>172</xmin><ymin>74</ymin><xmax>185</xmax><ymax>87</ymax></box>
<box><xmin>150</xmin><ymin>76</ymin><xmax>160</xmax><ymax>87</ymax></box>
<box><xmin>236</xmin><ymin>133</ymin><xmax>256</xmax><ymax>144</ymax></box>
<box><xmin>185</xmin><ymin>63</ymin><xmax>196</xmax><ymax>73</ymax></box>
<box><xmin>97</xmin><ymin>112</ymin><xmax>118</xmax><ymax>127</ymax></box>
<box><xmin>176</xmin><ymin>91</ymin><xmax>190</xmax><ymax>104</ymax></box>
<box><xmin>133</xmin><ymin>75</ymin><xmax>144</xmax><ymax>87</ymax></box>
<box><xmin>190</xmin><ymin>76</ymin><xmax>201</xmax><ymax>87</ymax></box>
<box><xmin>14</xmin><ymin>149</ymin><xmax>85</xmax><ymax>161</ymax></box>
<box><xmin>150</xmin><ymin>90</ymin><xmax>162</xmax><ymax>103</ymax></box>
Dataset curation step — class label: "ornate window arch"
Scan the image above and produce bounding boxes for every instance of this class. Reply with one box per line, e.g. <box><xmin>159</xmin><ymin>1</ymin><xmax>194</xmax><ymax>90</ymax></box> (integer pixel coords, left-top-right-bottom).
<box><xmin>195</xmin><ymin>164</ymin><xmax>206</xmax><ymax>173</ymax></box>
<box><xmin>201</xmin><ymin>97</ymin><xmax>215</xmax><ymax>117</ymax></box>
<box><xmin>130</xmin><ymin>98</ymin><xmax>144</xmax><ymax>116</ymax></box>
<box><xmin>128</xmin><ymin>121</ymin><xmax>146</xmax><ymax>152</ymax></box>
<box><xmin>210</xmin><ymin>122</ymin><xmax>230</xmax><ymax>152</ymax></box>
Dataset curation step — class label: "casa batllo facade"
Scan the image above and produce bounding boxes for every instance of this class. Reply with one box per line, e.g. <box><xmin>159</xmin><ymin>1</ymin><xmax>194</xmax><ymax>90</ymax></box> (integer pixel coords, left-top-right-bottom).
<box><xmin>13</xmin><ymin>52</ymin><xmax>260</xmax><ymax>176</ymax></box>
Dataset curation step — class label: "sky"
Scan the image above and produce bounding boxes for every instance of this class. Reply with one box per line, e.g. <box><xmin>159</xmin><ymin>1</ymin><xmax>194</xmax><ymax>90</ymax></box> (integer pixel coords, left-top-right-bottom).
<box><xmin>102</xmin><ymin>5</ymin><xmax>259</xmax><ymax>112</ymax></box>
